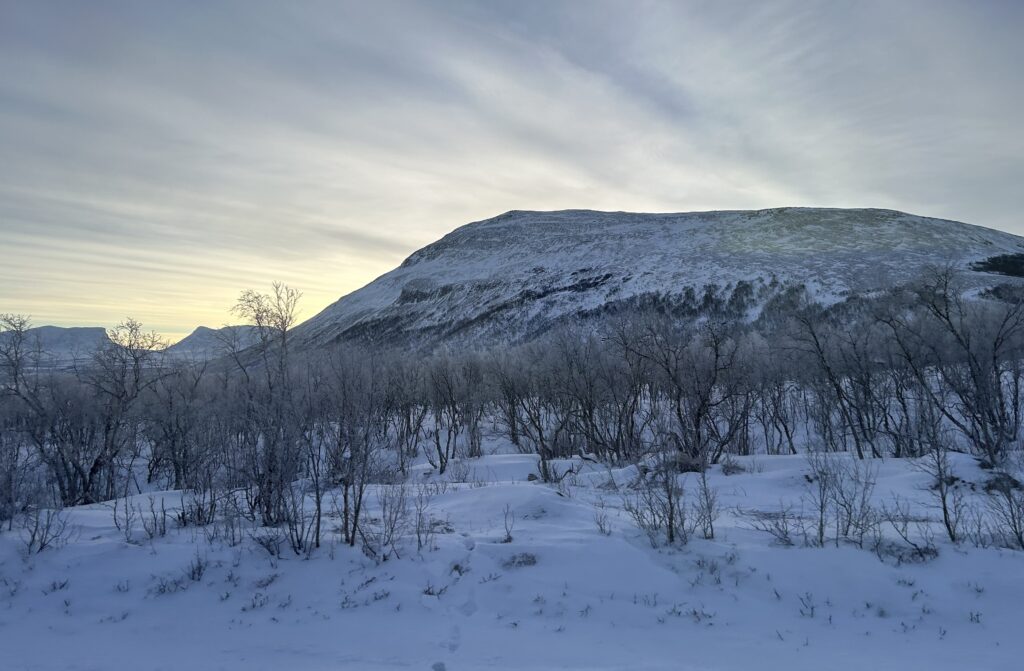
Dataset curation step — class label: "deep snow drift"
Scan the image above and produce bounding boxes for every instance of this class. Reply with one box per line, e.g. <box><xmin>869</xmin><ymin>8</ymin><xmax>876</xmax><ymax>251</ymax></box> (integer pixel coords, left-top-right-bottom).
<box><xmin>2</xmin><ymin>450</ymin><xmax>1022</xmax><ymax>671</ymax></box>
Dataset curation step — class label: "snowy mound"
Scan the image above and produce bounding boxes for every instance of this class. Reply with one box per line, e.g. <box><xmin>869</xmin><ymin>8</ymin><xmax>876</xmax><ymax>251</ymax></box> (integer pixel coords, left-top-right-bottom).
<box><xmin>295</xmin><ymin>207</ymin><xmax>1024</xmax><ymax>347</ymax></box>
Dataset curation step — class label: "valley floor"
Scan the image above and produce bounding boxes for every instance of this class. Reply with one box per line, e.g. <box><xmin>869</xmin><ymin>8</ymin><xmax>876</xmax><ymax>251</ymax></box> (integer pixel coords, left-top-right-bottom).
<box><xmin>2</xmin><ymin>452</ymin><xmax>1022</xmax><ymax>670</ymax></box>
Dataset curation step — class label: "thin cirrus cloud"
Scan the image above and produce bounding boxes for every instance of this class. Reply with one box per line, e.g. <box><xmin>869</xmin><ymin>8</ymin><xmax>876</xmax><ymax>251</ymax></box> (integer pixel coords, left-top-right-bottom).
<box><xmin>0</xmin><ymin>0</ymin><xmax>1021</xmax><ymax>340</ymax></box>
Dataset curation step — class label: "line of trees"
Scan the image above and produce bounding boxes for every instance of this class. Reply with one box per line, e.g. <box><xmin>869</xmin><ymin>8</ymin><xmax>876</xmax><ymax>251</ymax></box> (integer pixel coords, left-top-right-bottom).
<box><xmin>2</xmin><ymin>269</ymin><xmax>1024</xmax><ymax>552</ymax></box>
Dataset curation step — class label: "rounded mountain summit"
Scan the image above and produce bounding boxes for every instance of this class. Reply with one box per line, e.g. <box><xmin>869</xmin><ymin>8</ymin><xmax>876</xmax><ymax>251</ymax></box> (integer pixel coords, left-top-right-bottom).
<box><xmin>294</xmin><ymin>208</ymin><xmax>1024</xmax><ymax>348</ymax></box>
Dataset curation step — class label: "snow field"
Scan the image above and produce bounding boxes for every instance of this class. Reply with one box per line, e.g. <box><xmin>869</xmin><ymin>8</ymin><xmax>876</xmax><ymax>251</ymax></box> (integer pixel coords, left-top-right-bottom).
<box><xmin>1</xmin><ymin>452</ymin><xmax>1022</xmax><ymax>670</ymax></box>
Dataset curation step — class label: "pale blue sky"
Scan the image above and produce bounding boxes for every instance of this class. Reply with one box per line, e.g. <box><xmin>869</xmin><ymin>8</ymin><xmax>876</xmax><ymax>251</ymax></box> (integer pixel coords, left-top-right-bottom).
<box><xmin>2</xmin><ymin>1</ymin><xmax>1021</xmax><ymax>340</ymax></box>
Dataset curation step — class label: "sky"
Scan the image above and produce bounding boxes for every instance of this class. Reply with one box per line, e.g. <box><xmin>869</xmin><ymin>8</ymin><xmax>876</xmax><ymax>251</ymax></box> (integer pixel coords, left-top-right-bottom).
<box><xmin>1</xmin><ymin>1</ymin><xmax>1022</xmax><ymax>342</ymax></box>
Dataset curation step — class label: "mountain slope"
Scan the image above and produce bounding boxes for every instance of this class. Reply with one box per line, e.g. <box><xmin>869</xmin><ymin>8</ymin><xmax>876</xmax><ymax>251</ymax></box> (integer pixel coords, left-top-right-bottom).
<box><xmin>164</xmin><ymin>325</ymin><xmax>260</xmax><ymax>360</ymax></box>
<box><xmin>295</xmin><ymin>208</ymin><xmax>1024</xmax><ymax>348</ymax></box>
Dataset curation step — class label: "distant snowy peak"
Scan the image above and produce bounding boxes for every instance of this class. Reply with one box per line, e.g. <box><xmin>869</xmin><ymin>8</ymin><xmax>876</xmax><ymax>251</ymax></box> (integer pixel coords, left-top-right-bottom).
<box><xmin>164</xmin><ymin>325</ymin><xmax>260</xmax><ymax>359</ymax></box>
<box><xmin>295</xmin><ymin>207</ymin><xmax>1024</xmax><ymax>348</ymax></box>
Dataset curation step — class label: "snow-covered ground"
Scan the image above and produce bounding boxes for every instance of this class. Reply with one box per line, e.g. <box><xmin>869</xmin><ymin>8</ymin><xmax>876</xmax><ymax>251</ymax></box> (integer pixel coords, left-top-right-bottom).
<box><xmin>2</xmin><ymin>451</ymin><xmax>1022</xmax><ymax>670</ymax></box>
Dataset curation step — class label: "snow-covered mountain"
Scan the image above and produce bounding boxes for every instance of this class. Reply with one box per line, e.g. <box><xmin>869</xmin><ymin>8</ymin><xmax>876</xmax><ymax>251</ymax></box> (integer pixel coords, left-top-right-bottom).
<box><xmin>294</xmin><ymin>207</ymin><xmax>1024</xmax><ymax>348</ymax></box>
<box><xmin>0</xmin><ymin>324</ymin><xmax>262</xmax><ymax>366</ymax></box>
<box><xmin>164</xmin><ymin>325</ymin><xmax>260</xmax><ymax>360</ymax></box>
<box><xmin>0</xmin><ymin>325</ymin><xmax>112</xmax><ymax>367</ymax></box>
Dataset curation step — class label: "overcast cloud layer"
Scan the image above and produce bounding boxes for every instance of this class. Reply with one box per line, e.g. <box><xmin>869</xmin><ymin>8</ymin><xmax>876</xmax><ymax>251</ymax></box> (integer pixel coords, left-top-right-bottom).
<box><xmin>1</xmin><ymin>0</ymin><xmax>1022</xmax><ymax>339</ymax></box>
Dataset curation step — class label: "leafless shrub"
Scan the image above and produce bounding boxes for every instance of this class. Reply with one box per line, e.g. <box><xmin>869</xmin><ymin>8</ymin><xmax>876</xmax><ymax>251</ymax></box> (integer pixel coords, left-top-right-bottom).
<box><xmin>963</xmin><ymin>504</ymin><xmax>993</xmax><ymax>549</ymax></box>
<box><xmin>111</xmin><ymin>495</ymin><xmax>138</xmax><ymax>544</ymax></box>
<box><xmin>794</xmin><ymin>453</ymin><xmax>883</xmax><ymax>549</ymax></box>
<box><xmin>253</xmin><ymin>573</ymin><xmax>279</xmax><ymax>589</ymax></box>
<box><xmin>503</xmin><ymin>552</ymin><xmax>537</xmax><ymax>568</ymax></box>
<box><xmin>502</xmin><ymin>503</ymin><xmax>515</xmax><ymax>543</ymax></box>
<box><xmin>42</xmin><ymin>577</ymin><xmax>69</xmax><ymax>595</ymax></box>
<box><xmin>985</xmin><ymin>478</ymin><xmax>1024</xmax><ymax>550</ymax></box>
<box><xmin>593</xmin><ymin>497</ymin><xmax>612</xmax><ymax>536</ymax></box>
<box><xmin>426</xmin><ymin>480</ymin><xmax>450</xmax><ymax>497</ymax></box>
<box><xmin>178</xmin><ymin>487</ymin><xmax>217</xmax><ymax>528</ymax></box>
<box><xmin>20</xmin><ymin>507</ymin><xmax>71</xmax><ymax>555</ymax></box>
<box><xmin>802</xmin><ymin>451</ymin><xmax>836</xmax><ymax>547</ymax></box>
<box><xmin>879</xmin><ymin>495</ymin><xmax>938</xmax><ymax>563</ymax></box>
<box><xmin>412</xmin><ymin>483</ymin><xmax>437</xmax><ymax>553</ymax></box>
<box><xmin>798</xmin><ymin>592</ymin><xmax>816</xmax><ymax>618</ymax></box>
<box><xmin>555</xmin><ymin>473</ymin><xmax>576</xmax><ymax>499</ymax></box>
<box><xmin>915</xmin><ymin>441</ymin><xmax>969</xmax><ymax>544</ymax></box>
<box><xmin>142</xmin><ymin>496</ymin><xmax>168</xmax><ymax>540</ymax></box>
<box><xmin>243</xmin><ymin>592</ymin><xmax>270</xmax><ymax>611</ymax></box>
<box><xmin>422</xmin><ymin>581</ymin><xmax>449</xmax><ymax>597</ymax></box>
<box><xmin>719</xmin><ymin>454</ymin><xmax>745</xmax><ymax>476</ymax></box>
<box><xmin>743</xmin><ymin>503</ymin><xmax>799</xmax><ymax>547</ymax></box>
<box><xmin>832</xmin><ymin>458</ymin><xmax>880</xmax><ymax>548</ymax></box>
<box><xmin>624</xmin><ymin>466</ymin><xmax>688</xmax><ymax>547</ymax></box>
<box><xmin>693</xmin><ymin>471</ymin><xmax>719</xmax><ymax>540</ymax></box>
<box><xmin>283</xmin><ymin>482</ymin><xmax>317</xmax><ymax>557</ymax></box>
<box><xmin>186</xmin><ymin>552</ymin><xmax>208</xmax><ymax>582</ymax></box>
<box><xmin>446</xmin><ymin>460</ymin><xmax>470</xmax><ymax>484</ymax></box>
<box><xmin>151</xmin><ymin>574</ymin><xmax>190</xmax><ymax>596</ymax></box>
<box><xmin>361</xmin><ymin>484</ymin><xmax>409</xmax><ymax>562</ymax></box>
<box><xmin>252</xmin><ymin>528</ymin><xmax>286</xmax><ymax>559</ymax></box>
<box><xmin>467</xmin><ymin>469</ymin><xmax>491</xmax><ymax>489</ymax></box>
<box><xmin>206</xmin><ymin>497</ymin><xmax>247</xmax><ymax>547</ymax></box>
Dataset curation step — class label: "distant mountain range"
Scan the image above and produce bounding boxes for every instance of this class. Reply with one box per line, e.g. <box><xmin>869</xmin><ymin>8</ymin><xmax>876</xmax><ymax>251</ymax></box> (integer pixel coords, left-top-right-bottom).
<box><xmin>0</xmin><ymin>324</ymin><xmax>259</xmax><ymax>366</ymax></box>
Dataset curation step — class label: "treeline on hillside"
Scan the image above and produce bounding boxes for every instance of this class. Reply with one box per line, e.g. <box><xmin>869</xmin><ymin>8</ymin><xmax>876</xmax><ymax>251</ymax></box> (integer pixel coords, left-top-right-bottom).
<box><xmin>2</xmin><ymin>269</ymin><xmax>1024</xmax><ymax>554</ymax></box>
